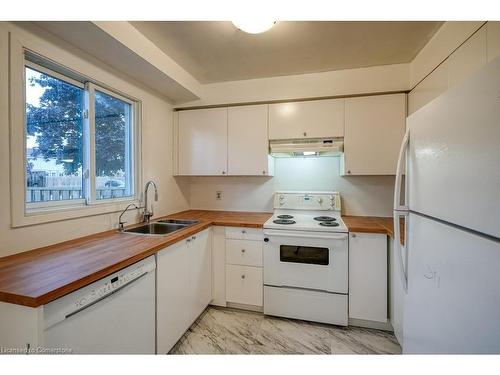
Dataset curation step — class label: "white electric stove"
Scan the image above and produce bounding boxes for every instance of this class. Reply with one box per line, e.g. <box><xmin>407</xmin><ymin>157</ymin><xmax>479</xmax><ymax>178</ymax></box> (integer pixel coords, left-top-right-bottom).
<box><xmin>263</xmin><ymin>191</ymin><xmax>349</xmax><ymax>326</ymax></box>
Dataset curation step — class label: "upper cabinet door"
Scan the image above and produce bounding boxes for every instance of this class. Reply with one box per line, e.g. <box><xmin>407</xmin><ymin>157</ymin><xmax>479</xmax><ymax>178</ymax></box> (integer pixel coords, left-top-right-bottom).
<box><xmin>178</xmin><ymin>108</ymin><xmax>228</xmax><ymax>176</ymax></box>
<box><xmin>268</xmin><ymin>98</ymin><xmax>344</xmax><ymax>140</ymax></box>
<box><xmin>408</xmin><ymin>61</ymin><xmax>449</xmax><ymax>115</ymax></box>
<box><xmin>343</xmin><ymin>94</ymin><xmax>406</xmax><ymax>175</ymax></box>
<box><xmin>448</xmin><ymin>26</ymin><xmax>487</xmax><ymax>88</ymax></box>
<box><xmin>228</xmin><ymin>105</ymin><xmax>271</xmax><ymax>176</ymax></box>
<box><xmin>487</xmin><ymin>22</ymin><xmax>500</xmax><ymax>62</ymax></box>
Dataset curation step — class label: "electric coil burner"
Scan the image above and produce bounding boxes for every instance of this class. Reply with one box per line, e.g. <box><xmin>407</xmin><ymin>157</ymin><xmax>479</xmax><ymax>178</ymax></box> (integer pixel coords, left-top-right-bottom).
<box><xmin>319</xmin><ymin>221</ymin><xmax>339</xmax><ymax>227</ymax></box>
<box><xmin>314</xmin><ymin>216</ymin><xmax>337</xmax><ymax>222</ymax></box>
<box><xmin>272</xmin><ymin>219</ymin><xmax>296</xmax><ymax>225</ymax></box>
<box><xmin>277</xmin><ymin>214</ymin><xmax>294</xmax><ymax>219</ymax></box>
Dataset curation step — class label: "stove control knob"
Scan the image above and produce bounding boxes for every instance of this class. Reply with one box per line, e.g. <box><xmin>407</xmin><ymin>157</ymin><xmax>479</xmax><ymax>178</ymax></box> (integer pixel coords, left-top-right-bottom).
<box><xmin>317</xmin><ymin>198</ymin><xmax>323</xmax><ymax>204</ymax></box>
<box><xmin>279</xmin><ymin>195</ymin><xmax>284</xmax><ymax>200</ymax></box>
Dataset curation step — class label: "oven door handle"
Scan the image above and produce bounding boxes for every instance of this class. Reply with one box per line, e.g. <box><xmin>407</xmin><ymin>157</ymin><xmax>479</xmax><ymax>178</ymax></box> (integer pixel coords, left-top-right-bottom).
<box><xmin>263</xmin><ymin>230</ymin><xmax>348</xmax><ymax>240</ymax></box>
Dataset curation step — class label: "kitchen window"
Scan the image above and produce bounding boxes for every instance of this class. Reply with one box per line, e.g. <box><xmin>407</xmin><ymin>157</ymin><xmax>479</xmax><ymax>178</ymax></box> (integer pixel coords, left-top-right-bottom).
<box><xmin>21</xmin><ymin>52</ymin><xmax>140</xmax><ymax>218</ymax></box>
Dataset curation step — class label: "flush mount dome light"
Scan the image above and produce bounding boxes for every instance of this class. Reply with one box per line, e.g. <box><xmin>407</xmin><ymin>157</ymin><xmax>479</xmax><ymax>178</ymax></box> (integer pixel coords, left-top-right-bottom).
<box><xmin>232</xmin><ymin>20</ymin><xmax>276</xmax><ymax>34</ymax></box>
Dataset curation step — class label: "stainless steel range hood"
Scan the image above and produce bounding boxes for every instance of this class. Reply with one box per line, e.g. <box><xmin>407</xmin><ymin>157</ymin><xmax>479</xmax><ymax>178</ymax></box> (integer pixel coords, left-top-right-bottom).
<box><xmin>269</xmin><ymin>138</ymin><xmax>343</xmax><ymax>157</ymax></box>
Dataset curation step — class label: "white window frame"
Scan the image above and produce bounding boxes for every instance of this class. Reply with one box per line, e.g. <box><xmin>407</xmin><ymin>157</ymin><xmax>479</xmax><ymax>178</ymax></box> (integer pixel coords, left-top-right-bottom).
<box><xmin>84</xmin><ymin>83</ymin><xmax>138</xmax><ymax>206</ymax></box>
<box><xmin>24</xmin><ymin>61</ymin><xmax>87</xmax><ymax>211</ymax></box>
<box><xmin>9</xmin><ymin>37</ymin><xmax>142</xmax><ymax>227</ymax></box>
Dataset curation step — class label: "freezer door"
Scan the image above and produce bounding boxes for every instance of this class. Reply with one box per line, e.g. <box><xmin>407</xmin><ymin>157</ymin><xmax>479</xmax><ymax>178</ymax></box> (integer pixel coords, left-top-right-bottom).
<box><xmin>404</xmin><ymin>213</ymin><xmax>500</xmax><ymax>354</ymax></box>
<box><xmin>407</xmin><ymin>56</ymin><xmax>500</xmax><ymax>238</ymax></box>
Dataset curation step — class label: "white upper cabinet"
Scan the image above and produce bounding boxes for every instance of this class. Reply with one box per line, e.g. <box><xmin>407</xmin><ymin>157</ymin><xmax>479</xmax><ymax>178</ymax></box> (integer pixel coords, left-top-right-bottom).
<box><xmin>448</xmin><ymin>26</ymin><xmax>487</xmax><ymax>88</ymax></box>
<box><xmin>178</xmin><ymin>107</ymin><xmax>228</xmax><ymax>175</ymax></box>
<box><xmin>408</xmin><ymin>23</ymin><xmax>493</xmax><ymax>115</ymax></box>
<box><xmin>342</xmin><ymin>93</ymin><xmax>406</xmax><ymax>175</ymax></box>
<box><xmin>408</xmin><ymin>60</ymin><xmax>449</xmax><ymax>115</ymax></box>
<box><xmin>268</xmin><ymin>98</ymin><xmax>344</xmax><ymax>140</ymax></box>
<box><xmin>228</xmin><ymin>105</ymin><xmax>273</xmax><ymax>176</ymax></box>
<box><xmin>487</xmin><ymin>22</ymin><xmax>500</xmax><ymax>62</ymax></box>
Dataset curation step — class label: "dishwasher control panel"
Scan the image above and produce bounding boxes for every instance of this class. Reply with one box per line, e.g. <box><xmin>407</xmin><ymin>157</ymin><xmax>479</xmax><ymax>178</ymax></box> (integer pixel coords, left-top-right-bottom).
<box><xmin>43</xmin><ymin>256</ymin><xmax>156</xmax><ymax>330</ymax></box>
<box><xmin>73</xmin><ymin>262</ymin><xmax>153</xmax><ymax>310</ymax></box>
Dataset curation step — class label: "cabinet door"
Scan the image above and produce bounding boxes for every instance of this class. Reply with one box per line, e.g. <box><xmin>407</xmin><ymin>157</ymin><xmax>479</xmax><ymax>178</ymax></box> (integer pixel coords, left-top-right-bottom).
<box><xmin>189</xmin><ymin>229</ymin><xmax>212</xmax><ymax>321</ymax></box>
<box><xmin>408</xmin><ymin>61</ymin><xmax>449</xmax><ymax>115</ymax></box>
<box><xmin>211</xmin><ymin>226</ymin><xmax>227</xmax><ymax>307</ymax></box>
<box><xmin>226</xmin><ymin>239</ymin><xmax>263</xmax><ymax>267</ymax></box>
<box><xmin>269</xmin><ymin>98</ymin><xmax>344</xmax><ymax>140</ymax></box>
<box><xmin>226</xmin><ymin>265</ymin><xmax>263</xmax><ymax>306</ymax></box>
<box><xmin>228</xmin><ymin>105</ymin><xmax>271</xmax><ymax>176</ymax></box>
<box><xmin>487</xmin><ymin>22</ymin><xmax>500</xmax><ymax>62</ymax></box>
<box><xmin>178</xmin><ymin>108</ymin><xmax>228</xmax><ymax>175</ymax></box>
<box><xmin>448</xmin><ymin>26</ymin><xmax>487</xmax><ymax>88</ymax></box>
<box><xmin>156</xmin><ymin>239</ymin><xmax>191</xmax><ymax>354</ymax></box>
<box><xmin>348</xmin><ymin>232</ymin><xmax>387</xmax><ymax>323</ymax></box>
<box><xmin>343</xmin><ymin>94</ymin><xmax>405</xmax><ymax>175</ymax></box>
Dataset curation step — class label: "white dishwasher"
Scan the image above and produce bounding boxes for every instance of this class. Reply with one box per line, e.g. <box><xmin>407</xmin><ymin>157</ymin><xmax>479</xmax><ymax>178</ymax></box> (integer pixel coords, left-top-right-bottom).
<box><xmin>43</xmin><ymin>256</ymin><xmax>156</xmax><ymax>354</ymax></box>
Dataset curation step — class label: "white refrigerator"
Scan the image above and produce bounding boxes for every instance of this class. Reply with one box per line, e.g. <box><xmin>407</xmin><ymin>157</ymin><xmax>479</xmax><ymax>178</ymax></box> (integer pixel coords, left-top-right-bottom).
<box><xmin>393</xmin><ymin>56</ymin><xmax>500</xmax><ymax>354</ymax></box>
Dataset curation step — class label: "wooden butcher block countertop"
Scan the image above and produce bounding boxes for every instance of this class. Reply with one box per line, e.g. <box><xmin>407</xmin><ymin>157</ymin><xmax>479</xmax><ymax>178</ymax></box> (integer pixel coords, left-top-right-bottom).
<box><xmin>0</xmin><ymin>210</ymin><xmax>400</xmax><ymax>308</ymax></box>
<box><xmin>0</xmin><ymin>210</ymin><xmax>272</xmax><ymax>308</ymax></box>
<box><xmin>342</xmin><ymin>216</ymin><xmax>395</xmax><ymax>236</ymax></box>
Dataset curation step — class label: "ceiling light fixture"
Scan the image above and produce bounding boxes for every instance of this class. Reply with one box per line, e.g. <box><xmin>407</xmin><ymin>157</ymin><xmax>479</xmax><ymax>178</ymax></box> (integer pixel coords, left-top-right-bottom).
<box><xmin>232</xmin><ymin>20</ymin><xmax>276</xmax><ymax>34</ymax></box>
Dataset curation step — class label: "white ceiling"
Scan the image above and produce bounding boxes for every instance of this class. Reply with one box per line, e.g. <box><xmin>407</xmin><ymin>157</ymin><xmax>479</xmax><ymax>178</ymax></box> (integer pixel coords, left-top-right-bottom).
<box><xmin>131</xmin><ymin>21</ymin><xmax>443</xmax><ymax>83</ymax></box>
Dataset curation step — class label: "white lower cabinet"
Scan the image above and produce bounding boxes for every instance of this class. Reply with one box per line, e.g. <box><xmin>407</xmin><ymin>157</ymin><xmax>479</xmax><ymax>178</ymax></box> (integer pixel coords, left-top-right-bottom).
<box><xmin>156</xmin><ymin>228</ymin><xmax>212</xmax><ymax>354</ymax></box>
<box><xmin>224</xmin><ymin>227</ymin><xmax>264</xmax><ymax>309</ymax></box>
<box><xmin>226</xmin><ymin>265</ymin><xmax>263</xmax><ymax>306</ymax></box>
<box><xmin>348</xmin><ymin>232</ymin><xmax>388</xmax><ymax>324</ymax></box>
<box><xmin>226</xmin><ymin>239</ymin><xmax>263</xmax><ymax>267</ymax></box>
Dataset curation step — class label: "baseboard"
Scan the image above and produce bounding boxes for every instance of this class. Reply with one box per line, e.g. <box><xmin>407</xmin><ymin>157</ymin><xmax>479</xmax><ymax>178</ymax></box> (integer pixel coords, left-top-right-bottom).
<box><xmin>348</xmin><ymin>318</ymin><xmax>394</xmax><ymax>331</ymax></box>
<box><xmin>226</xmin><ymin>302</ymin><xmax>263</xmax><ymax>313</ymax></box>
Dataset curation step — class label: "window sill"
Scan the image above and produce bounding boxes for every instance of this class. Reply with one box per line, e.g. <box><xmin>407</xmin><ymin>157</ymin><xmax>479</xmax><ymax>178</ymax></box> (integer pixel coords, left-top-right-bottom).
<box><xmin>12</xmin><ymin>198</ymin><xmax>141</xmax><ymax>228</ymax></box>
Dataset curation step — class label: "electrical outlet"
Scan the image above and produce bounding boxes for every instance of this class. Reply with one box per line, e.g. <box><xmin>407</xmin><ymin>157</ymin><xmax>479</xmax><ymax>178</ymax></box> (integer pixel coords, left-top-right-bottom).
<box><xmin>216</xmin><ymin>191</ymin><xmax>222</xmax><ymax>200</ymax></box>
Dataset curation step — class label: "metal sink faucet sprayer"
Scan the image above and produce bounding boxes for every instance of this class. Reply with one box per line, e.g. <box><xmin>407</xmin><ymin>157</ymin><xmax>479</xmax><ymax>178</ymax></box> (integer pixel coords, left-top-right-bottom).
<box><xmin>118</xmin><ymin>203</ymin><xmax>139</xmax><ymax>231</ymax></box>
<box><xmin>143</xmin><ymin>180</ymin><xmax>158</xmax><ymax>223</ymax></box>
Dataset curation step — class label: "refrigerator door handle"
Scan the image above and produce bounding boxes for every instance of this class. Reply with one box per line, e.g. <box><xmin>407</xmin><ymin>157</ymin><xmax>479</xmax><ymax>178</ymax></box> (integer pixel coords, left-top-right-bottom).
<box><xmin>394</xmin><ymin>128</ymin><xmax>410</xmax><ymax>293</ymax></box>
<box><xmin>394</xmin><ymin>129</ymin><xmax>409</xmax><ymax>211</ymax></box>
<box><xmin>394</xmin><ymin>211</ymin><xmax>408</xmax><ymax>293</ymax></box>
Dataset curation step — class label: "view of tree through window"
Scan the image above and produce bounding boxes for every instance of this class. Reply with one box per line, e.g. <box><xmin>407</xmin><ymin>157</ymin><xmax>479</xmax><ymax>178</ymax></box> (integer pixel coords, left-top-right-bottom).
<box><xmin>25</xmin><ymin>65</ymin><xmax>134</xmax><ymax>205</ymax></box>
<box><xmin>95</xmin><ymin>90</ymin><xmax>132</xmax><ymax>200</ymax></box>
<box><xmin>25</xmin><ymin>66</ymin><xmax>84</xmax><ymax>203</ymax></box>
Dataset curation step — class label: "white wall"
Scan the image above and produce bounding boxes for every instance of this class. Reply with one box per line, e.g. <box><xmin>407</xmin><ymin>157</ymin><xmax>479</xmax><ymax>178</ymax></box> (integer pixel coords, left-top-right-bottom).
<box><xmin>187</xmin><ymin>157</ymin><xmax>395</xmax><ymax>217</ymax></box>
<box><xmin>0</xmin><ymin>22</ymin><xmax>190</xmax><ymax>257</ymax></box>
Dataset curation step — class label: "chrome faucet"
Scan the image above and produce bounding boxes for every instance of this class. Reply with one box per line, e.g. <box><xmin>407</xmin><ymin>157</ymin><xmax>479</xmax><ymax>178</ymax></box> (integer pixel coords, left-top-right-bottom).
<box><xmin>118</xmin><ymin>203</ymin><xmax>139</xmax><ymax>231</ymax></box>
<box><xmin>142</xmin><ymin>180</ymin><xmax>158</xmax><ymax>223</ymax></box>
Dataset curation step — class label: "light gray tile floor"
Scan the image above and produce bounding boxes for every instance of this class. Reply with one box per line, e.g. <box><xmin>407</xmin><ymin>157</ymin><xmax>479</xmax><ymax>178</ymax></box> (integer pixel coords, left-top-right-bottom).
<box><xmin>170</xmin><ymin>306</ymin><xmax>401</xmax><ymax>354</ymax></box>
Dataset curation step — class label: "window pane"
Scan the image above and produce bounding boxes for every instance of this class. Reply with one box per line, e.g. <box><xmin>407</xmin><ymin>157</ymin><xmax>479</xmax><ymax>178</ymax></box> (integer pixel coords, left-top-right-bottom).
<box><xmin>25</xmin><ymin>66</ymin><xmax>84</xmax><ymax>203</ymax></box>
<box><xmin>94</xmin><ymin>90</ymin><xmax>133</xmax><ymax>200</ymax></box>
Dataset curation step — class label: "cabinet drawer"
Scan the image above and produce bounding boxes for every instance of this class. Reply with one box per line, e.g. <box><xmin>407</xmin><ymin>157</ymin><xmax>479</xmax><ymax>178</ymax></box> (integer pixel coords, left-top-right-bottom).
<box><xmin>226</xmin><ymin>239</ymin><xmax>263</xmax><ymax>267</ymax></box>
<box><xmin>225</xmin><ymin>227</ymin><xmax>263</xmax><ymax>241</ymax></box>
<box><xmin>226</xmin><ymin>265</ymin><xmax>263</xmax><ymax>306</ymax></box>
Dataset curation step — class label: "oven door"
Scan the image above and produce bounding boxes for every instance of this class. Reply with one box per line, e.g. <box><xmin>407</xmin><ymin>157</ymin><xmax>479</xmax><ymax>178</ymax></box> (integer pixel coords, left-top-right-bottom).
<box><xmin>263</xmin><ymin>229</ymin><xmax>348</xmax><ymax>293</ymax></box>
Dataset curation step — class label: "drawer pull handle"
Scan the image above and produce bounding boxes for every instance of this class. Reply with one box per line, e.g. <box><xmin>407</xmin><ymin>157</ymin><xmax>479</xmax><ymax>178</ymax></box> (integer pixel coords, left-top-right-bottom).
<box><xmin>241</xmin><ymin>274</ymin><xmax>246</xmax><ymax>279</ymax></box>
<box><xmin>241</xmin><ymin>249</ymin><xmax>246</xmax><ymax>253</ymax></box>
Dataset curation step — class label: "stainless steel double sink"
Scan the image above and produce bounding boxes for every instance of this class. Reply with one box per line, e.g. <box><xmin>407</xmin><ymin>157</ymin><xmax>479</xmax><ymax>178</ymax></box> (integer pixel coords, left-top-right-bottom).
<box><xmin>121</xmin><ymin>219</ymin><xmax>199</xmax><ymax>236</ymax></box>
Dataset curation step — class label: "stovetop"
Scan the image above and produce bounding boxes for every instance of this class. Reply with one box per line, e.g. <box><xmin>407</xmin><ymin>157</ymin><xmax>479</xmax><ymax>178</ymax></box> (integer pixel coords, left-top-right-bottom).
<box><xmin>264</xmin><ymin>191</ymin><xmax>347</xmax><ymax>233</ymax></box>
<box><xmin>264</xmin><ymin>212</ymin><xmax>348</xmax><ymax>233</ymax></box>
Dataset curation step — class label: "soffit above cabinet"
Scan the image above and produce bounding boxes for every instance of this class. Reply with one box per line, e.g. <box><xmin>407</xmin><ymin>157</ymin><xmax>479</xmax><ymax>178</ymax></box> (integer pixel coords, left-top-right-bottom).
<box><xmin>131</xmin><ymin>21</ymin><xmax>443</xmax><ymax>83</ymax></box>
<box><xmin>28</xmin><ymin>21</ymin><xmax>201</xmax><ymax>103</ymax></box>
